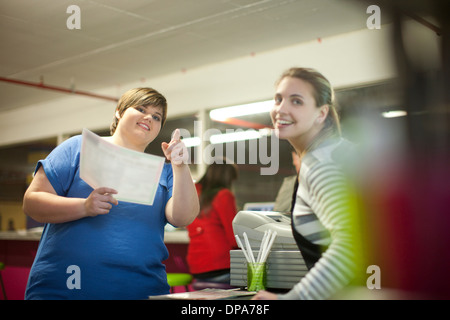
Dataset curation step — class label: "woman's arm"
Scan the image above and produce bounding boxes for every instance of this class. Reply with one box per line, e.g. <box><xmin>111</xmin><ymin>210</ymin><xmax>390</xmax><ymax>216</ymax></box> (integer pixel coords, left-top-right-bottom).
<box><xmin>23</xmin><ymin>166</ymin><xmax>118</xmax><ymax>224</ymax></box>
<box><xmin>164</xmin><ymin>164</ymin><xmax>199</xmax><ymax>227</ymax></box>
<box><xmin>162</xmin><ymin>129</ymin><xmax>200</xmax><ymax>227</ymax></box>
<box><xmin>278</xmin><ymin>162</ymin><xmax>359</xmax><ymax>300</ymax></box>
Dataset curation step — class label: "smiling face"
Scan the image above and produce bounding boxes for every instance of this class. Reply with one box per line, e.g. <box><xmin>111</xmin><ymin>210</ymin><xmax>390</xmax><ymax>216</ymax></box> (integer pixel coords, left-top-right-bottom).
<box><xmin>271</xmin><ymin>76</ymin><xmax>329</xmax><ymax>150</ymax></box>
<box><xmin>113</xmin><ymin>105</ymin><xmax>163</xmax><ymax>151</ymax></box>
<box><xmin>110</xmin><ymin>87</ymin><xmax>167</xmax><ymax>152</ymax></box>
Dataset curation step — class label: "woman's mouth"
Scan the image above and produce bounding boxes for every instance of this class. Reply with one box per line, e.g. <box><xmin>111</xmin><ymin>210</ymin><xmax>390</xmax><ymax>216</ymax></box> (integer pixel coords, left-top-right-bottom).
<box><xmin>275</xmin><ymin>119</ymin><xmax>293</xmax><ymax>128</ymax></box>
<box><xmin>137</xmin><ymin>122</ymin><xmax>150</xmax><ymax>131</ymax></box>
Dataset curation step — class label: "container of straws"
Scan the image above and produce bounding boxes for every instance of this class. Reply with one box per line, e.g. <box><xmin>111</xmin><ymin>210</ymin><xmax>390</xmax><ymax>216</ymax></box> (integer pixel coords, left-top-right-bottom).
<box><xmin>247</xmin><ymin>262</ymin><xmax>267</xmax><ymax>291</ymax></box>
<box><xmin>235</xmin><ymin>230</ymin><xmax>277</xmax><ymax>292</ymax></box>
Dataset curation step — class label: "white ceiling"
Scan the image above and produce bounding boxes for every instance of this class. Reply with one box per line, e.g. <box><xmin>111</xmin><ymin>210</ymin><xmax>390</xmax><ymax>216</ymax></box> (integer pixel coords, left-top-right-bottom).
<box><xmin>0</xmin><ymin>0</ymin><xmax>372</xmax><ymax>113</ymax></box>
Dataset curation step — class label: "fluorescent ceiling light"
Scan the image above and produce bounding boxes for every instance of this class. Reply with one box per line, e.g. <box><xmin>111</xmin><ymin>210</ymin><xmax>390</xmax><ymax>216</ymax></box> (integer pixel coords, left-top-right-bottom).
<box><xmin>182</xmin><ymin>129</ymin><xmax>271</xmax><ymax>147</ymax></box>
<box><xmin>382</xmin><ymin>110</ymin><xmax>407</xmax><ymax>118</ymax></box>
<box><xmin>209</xmin><ymin>100</ymin><xmax>273</xmax><ymax>121</ymax></box>
<box><xmin>210</xmin><ymin>129</ymin><xmax>271</xmax><ymax>144</ymax></box>
<box><xmin>210</xmin><ymin>131</ymin><xmax>260</xmax><ymax>144</ymax></box>
<box><xmin>181</xmin><ymin>137</ymin><xmax>201</xmax><ymax>148</ymax></box>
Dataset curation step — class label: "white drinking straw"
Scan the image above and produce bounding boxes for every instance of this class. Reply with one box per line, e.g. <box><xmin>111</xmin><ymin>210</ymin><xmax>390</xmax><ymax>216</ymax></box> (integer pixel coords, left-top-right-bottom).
<box><xmin>258</xmin><ymin>229</ymin><xmax>271</xmax><ymax>263</ymax></box>
<box><xmin>235</xmin><ymin>234</ymin><xmax>251</xmax><ymax>263</ymax></box>
<box><xmin>260</xmin><ymin>231</ymin><xmax>277</xmax><ymax>263</ymax></box>
<box><xmin>236</xmin><ymin>230</ymin><xmax>277</xmax><ymax>264</ymax></box>
<box><xmin>243</xmin><ymin>232</ymin><xmax>255</xmax><ymax>263</ymax></box>
<box><xmin>256</xmin><ymin>230</ymin><xmax>269</xmax><ymax>263</ymax></box>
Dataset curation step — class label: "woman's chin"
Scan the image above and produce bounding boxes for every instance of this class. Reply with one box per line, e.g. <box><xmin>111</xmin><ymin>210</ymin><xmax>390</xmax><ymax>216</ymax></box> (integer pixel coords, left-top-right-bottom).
<box><xmin>273</xmin><ymin>128</ymin><xmax>291</xmax><ymax>140</ymax></box>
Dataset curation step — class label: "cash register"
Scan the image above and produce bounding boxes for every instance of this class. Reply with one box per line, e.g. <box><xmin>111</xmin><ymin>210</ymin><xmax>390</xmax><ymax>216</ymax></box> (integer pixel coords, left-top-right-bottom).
<box><xmin>231</xmin><ymin>210</ymin><xmax>307</xmax><ymax>290</ymax></box>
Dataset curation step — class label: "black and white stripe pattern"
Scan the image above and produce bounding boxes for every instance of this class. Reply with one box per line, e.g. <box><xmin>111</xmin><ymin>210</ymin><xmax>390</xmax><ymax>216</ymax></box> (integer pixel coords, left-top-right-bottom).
<box><xmin>281</xmin><ymin>138</ymin><xmax>358</xmax><ymax>300</ymax></box>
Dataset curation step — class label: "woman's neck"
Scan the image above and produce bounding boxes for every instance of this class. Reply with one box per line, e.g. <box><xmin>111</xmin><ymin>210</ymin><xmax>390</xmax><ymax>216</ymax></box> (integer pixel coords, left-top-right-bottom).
<box><xmin>288</xmin><ymin>125</ymin><xmax>323</xmax><ymax>159</ymax></box>
<box><xmin>108</xmin><ymin>134</ymin><xmax>146</xmax><ymax>152</ymax></box>
<box><xmin>290</xmin><ymin>126</ymin><xmax>337</xmax><ymax>160</ymax></box>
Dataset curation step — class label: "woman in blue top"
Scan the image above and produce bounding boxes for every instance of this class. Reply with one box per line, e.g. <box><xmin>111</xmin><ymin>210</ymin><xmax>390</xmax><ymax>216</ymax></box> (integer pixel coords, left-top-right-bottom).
<box><xmin>23</xmin><ymin>87</ymin><xmax>199</xmax><ymax>300</ymax></box>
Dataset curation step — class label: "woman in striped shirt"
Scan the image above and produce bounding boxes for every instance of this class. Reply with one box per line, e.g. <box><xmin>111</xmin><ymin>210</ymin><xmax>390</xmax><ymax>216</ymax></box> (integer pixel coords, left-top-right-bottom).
<box><xmin>253</xmin><ymin>68</ymin><xmax>363</xmax><ymax>300</ymax></box>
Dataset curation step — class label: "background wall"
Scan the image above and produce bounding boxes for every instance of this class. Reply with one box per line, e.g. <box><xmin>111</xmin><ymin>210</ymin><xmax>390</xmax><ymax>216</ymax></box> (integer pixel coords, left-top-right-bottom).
<box><xmin>0</xmin><ymin>26</ymin><xmax>396</xmax><ymax>147</ymax></box>
<box><xmin>0</xmin><ymin>24</ymin><xmax>399</xmax><ymax>231</ymax></box>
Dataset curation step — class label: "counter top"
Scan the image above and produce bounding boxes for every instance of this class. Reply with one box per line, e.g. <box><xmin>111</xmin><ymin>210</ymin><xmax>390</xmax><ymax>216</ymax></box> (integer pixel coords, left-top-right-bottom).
<box><xmin>0</xmin><ymin>230</ymin><xmax>42</xmax><ymax>241</ymax></box>
<box><xmin>0</xmin><ymin>228</ymin><xmax>189</xmax><ymax>243</ymax></box>
<box><xmin>164</xmin><ymin>230</ymin><xmax>189</xmax><ymax>243</ymax></box>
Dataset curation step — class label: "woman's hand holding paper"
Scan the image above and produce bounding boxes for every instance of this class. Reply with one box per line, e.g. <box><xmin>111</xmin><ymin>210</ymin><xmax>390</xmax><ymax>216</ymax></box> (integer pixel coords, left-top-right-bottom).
<box><xmin>84</xmin><ymin>187</ymin><xmax>118</xmax><ymax>217</ymax></box>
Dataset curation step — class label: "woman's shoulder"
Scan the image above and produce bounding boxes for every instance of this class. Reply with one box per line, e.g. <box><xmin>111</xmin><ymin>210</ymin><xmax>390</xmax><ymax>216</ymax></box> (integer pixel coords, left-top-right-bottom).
<box><xmin>305</xmin><ymin>138</ymin><xmax>353</xmax><ymax>167</ymax></box>
<box><xmin>45</xmin><ymin>135</ymin><xmax>82</xmax><ymax>161</ymax></box>
<box><xmin>57</xmin><ymin>134</ymin><xmax>83</xmax><ymax>149</ymax></box>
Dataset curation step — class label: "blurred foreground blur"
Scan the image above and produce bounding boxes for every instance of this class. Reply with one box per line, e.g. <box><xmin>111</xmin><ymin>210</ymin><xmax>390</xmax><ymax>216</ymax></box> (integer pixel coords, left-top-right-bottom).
<box><xmin>343</xmin><ymin>0</ymin><xmax>450</xmax><ymax>299</ymax></box>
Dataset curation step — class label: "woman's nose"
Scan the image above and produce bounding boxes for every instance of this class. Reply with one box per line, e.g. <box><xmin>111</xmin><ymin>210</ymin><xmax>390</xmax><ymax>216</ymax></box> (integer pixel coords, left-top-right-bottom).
<box><xmin>274</xmin><ymin>100</ymin><xmax>287</xmax><ymax>114</ymax></box>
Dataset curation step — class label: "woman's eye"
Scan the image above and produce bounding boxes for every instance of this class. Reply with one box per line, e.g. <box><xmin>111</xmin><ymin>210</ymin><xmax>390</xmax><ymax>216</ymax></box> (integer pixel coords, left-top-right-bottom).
<box><xmin>292</xmin><ymin>99</ymin><xmax>303</xmax><ymax>105</ymax></box>
<box><xmin>152</xmin><ymin>115</ymin><xmax>161</xmax><ymax>122</ymax></box>
<box><xmin>274</xmin><ymin>96</ymin><xmax>282</xmax><ymax>104</ymax></box>
<box><xmin>135</xmin><ymin>107</ymin><xmax>145</xmax><ymax>113</ymax></box>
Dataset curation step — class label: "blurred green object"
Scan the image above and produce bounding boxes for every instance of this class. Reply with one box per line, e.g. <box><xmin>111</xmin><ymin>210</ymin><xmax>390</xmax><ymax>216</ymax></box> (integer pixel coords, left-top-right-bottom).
<box><xmin>247</xmin><ymin>262</ymin><xmax>267</xmax><ymax>292</ymax></box>
<box><xmin>167</xmin><ymin>273</ymin><xmax>192</xmax><ymax>293</ymax></box>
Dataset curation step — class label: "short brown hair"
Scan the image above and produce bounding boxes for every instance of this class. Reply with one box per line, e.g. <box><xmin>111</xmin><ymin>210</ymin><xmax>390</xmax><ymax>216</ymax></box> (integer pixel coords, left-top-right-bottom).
<box><xmin>110</xmin><ymin>87</ymin><xmax>168</xmax><ymax>135</ymax></box>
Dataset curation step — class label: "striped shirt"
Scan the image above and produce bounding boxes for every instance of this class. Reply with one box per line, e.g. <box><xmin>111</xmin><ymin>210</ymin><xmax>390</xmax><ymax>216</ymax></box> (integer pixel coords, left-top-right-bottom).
<box><xmin>279</xmin><ymin>137</ymin><xmax>360</xmax><ymax>300</ymax></box>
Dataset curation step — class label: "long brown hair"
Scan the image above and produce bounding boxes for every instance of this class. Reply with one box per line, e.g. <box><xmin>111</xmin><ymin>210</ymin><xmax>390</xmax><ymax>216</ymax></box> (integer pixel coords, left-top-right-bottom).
<box><xmin>197</xmin><ymin>162</ymin><xmax>238</xmax><ymax>216</ymax></box>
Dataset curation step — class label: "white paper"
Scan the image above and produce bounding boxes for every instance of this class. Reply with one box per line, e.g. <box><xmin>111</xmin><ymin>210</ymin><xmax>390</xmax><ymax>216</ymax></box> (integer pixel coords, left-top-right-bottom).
<box><xmin>80</xmin><ymin>128</ymin><xmax>165</xmax><ymax>206</ymax></box>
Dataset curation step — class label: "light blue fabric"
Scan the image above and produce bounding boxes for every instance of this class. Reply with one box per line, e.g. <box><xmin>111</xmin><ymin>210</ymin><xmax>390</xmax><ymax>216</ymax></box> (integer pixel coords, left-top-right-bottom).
<box><xmin>25</xmin><ymin>135</ymin><xmax>173</xmax><ymax>300</ymax></box>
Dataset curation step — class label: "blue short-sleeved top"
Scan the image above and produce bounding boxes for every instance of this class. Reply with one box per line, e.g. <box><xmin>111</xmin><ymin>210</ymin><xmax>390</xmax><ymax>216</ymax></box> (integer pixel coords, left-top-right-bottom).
<box><xmin>25</xmin><ymin>135</ymin><xmax>173</xmax><ymax>300</ymax></box>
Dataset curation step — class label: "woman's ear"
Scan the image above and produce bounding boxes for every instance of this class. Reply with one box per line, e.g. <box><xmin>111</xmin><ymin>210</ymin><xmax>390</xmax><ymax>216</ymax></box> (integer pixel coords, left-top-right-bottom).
<box><xmin>316</xmin><ymin>104</ymin><xmax>329</xmax><ymax>124</ymax></box>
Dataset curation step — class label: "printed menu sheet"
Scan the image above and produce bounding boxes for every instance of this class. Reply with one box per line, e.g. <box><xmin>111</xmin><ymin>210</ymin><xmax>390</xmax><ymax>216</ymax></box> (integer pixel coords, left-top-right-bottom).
<box><xmin>80</xmin><ymin>128</ymin><xmax>165</xmax><ymax>206</ymax></box>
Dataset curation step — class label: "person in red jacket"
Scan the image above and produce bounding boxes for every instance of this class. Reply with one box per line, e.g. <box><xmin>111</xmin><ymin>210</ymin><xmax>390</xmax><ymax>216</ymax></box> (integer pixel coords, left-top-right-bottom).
<box><xmin>187</xmin><ymin>161</ymin><xmax>239</xmax><ymax>284</ymax></box>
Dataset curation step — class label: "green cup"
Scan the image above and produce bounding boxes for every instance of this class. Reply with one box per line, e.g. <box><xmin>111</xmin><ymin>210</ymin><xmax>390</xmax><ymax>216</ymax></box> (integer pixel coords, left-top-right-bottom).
<box><xmin>247</xmin><ymin>262</ymin><xmax>267</xmax><ymax>292</ymax></box>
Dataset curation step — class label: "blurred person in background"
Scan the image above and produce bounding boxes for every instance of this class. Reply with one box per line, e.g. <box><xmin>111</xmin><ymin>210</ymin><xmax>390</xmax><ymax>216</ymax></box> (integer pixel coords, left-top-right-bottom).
<box><xmin>187</xmin><ymin>161</ymin><xmax>239</xmax><ymax>285</ymax></box>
